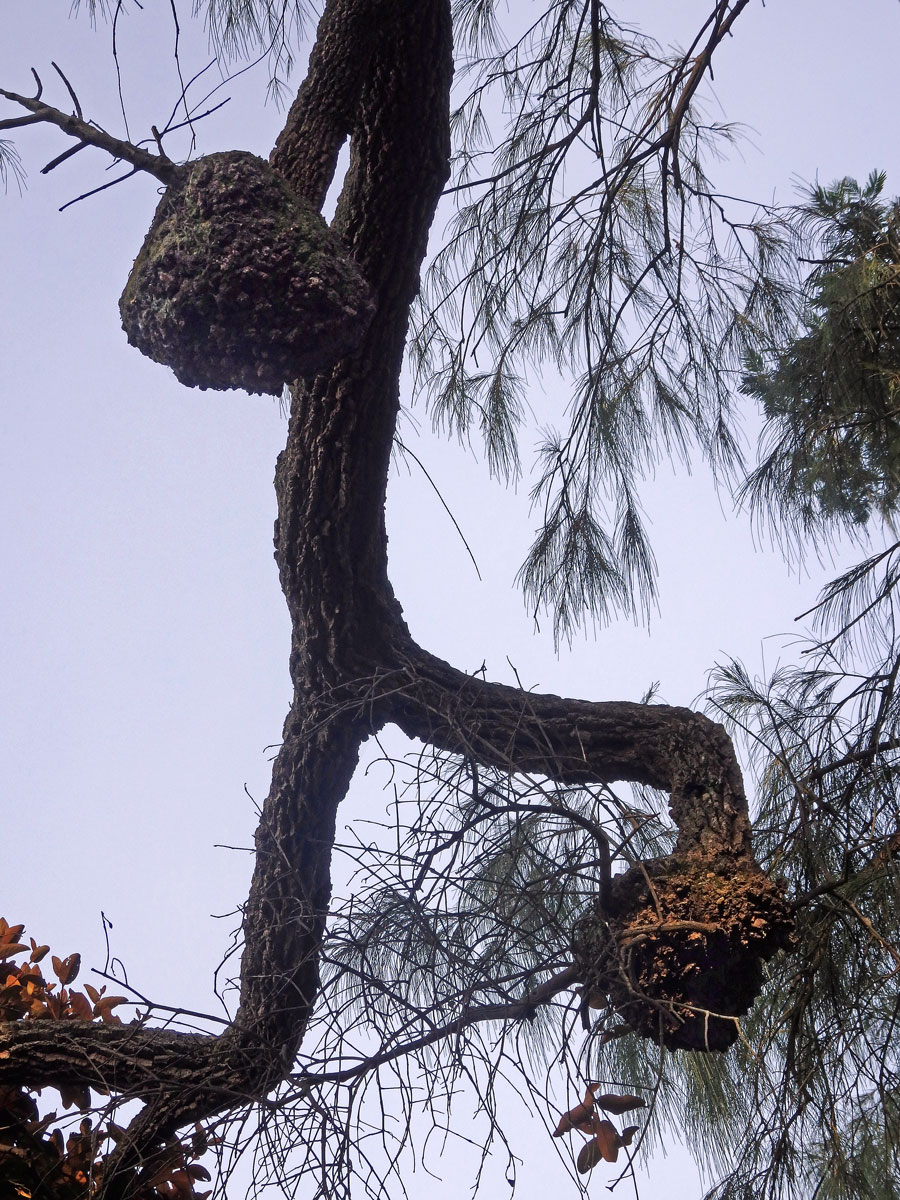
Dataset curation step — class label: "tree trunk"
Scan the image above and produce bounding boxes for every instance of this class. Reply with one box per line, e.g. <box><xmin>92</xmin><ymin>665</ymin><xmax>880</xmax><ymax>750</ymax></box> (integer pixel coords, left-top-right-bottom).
<box><xmin>0</xmin><ymin>0</ymin><xmax>793</xmax><ymax>1190</ymax></box>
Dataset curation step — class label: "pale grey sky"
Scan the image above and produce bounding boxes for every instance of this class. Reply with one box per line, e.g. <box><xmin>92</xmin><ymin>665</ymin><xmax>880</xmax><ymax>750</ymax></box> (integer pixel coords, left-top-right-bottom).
<box><xmin>2</xmin><ymin>2</ymin><xmax>899</xmax><ymax>1197</ymax></box>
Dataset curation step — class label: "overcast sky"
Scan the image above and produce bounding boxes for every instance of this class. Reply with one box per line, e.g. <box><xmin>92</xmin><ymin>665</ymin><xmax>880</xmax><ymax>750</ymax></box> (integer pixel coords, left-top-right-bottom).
<box><xmin>3</xmin><ymin>2</ymin><xmax>900</xmax><ymax>1197</ymax></box>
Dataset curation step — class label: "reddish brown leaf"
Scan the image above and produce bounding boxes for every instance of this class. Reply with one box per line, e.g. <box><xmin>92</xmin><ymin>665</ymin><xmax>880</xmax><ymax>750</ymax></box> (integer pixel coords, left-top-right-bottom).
<box><xmin>45</xmin><ymin>993</ymin><xmax>65</xmax><ymax>1020</ymax></box>
<box><xmin>94</xmin><ymin>995</ymin><xmax>129</xmax><ymax>1024</ymax></box>
<box><xmin>29</xmin><ymin>941</ymin><xmax>50</xmax><ymax>964</ymax></box>
<box><xmin>592</xmin><ymin>1118</ymin><xmax>621</xmax><ymax>1163</ymax></box>
<box><xmin>593</xmin><ymin>1093</ymin><xmax>647</xmax><ymax>1116</ymax></box>
<box><xmin>52</xmin><ymin>953</ymin><xmax>81</xmax><ymax>985</ymax></box>
<box><xmin>0</xmin><ymin>923</ymin><xmax>26</xmax><ymax>947</ymax></box>
<box><xmin>553</xmin><ymin>1101</ymin><xmax>594</xmax><ymax>1136</ymax></box>
<box><xmin>553</xmin><ymin>1085</ymin><xmax>602</xmax><ymax>1136</ymax></box>
<box><xmin>576</xmin><ymin>1137</ymin><xmax>606</xmax><ymax>1174</ymax></box>
<box><xmin>68</xmin><ymin>991</ymin><xmax>93</xmax><ymax>1021</ymax></box>
<box><xmin>620</xmin><ymin>1125</ymin><xmax>640</xmax><ymax>1147</ymax></box>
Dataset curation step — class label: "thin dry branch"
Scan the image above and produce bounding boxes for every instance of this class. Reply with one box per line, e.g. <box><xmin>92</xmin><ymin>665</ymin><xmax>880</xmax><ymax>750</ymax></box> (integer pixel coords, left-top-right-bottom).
<box><xmin>0</xmin><ymin>71</ymin><xmax>178</xmax><ymax>183</ymax></box>
<box><xmin>295</xmin><ymin>965</ymin><xmax>580</xmax><ymax>1086</ymax></box>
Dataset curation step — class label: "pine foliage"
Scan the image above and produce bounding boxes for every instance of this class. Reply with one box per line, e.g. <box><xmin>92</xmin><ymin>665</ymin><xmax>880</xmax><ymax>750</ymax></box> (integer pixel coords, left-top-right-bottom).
<box><xmin>414</xmin><ymin>2</ymin><xmax>795</xmax><ymax>639</ymax></box>
<box><xmin>7</xmin><ymin>6</ymin><xmax>900</xmax><ymax>1200</ymax></box>
<box><xmin>742</xmin><ymin>172</ymin><xmax>900</xmax><ymax>537</ymax></box>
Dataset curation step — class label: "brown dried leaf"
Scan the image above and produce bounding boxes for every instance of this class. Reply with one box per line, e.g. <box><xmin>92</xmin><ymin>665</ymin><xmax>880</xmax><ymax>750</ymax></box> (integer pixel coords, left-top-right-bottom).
<box><xmin>552</xmin><ymin>1101</ymin><xmax>594</xmax><ymax>1136</ymax></box>
<box><xmin>592</xmin><ymin>1118</ymin><xmax>621</xmax><ymax>1163</ymax></box>
<box><xmin>593</xmin><ymin>1093</ymin><xmax>647</xmax><ymax>1116</ymax></box>
<box><xmin>576</xmin><ymin>1137</ymin><xmax>606</xmax><ymax>1174</ymax></box>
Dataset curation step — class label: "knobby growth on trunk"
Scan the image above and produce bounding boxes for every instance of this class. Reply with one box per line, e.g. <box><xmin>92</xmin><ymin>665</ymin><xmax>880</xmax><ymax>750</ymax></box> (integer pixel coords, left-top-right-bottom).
<box><xmin>0</xmin><ymin>2</ymin><xmax>796</xmax><ymax>1196</ymax></box>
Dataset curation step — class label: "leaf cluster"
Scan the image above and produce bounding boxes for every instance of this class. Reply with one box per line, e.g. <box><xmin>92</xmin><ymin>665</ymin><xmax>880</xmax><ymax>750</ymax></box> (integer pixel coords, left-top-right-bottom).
<box><xmin>743</xmin><ymin>172</ymin><xmax>900</xmax><ymax>538</ymax></box>
<box><xmin>0</xmin><ymin>919</ymin><xmax>213</xmax><ymax>1200</ymax></box>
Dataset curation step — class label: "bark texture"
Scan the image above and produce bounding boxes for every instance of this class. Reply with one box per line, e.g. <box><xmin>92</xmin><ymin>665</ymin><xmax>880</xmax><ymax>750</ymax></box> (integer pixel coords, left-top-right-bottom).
<box><xmin>1</xmin><ymin>0</ymin><xmax>787</xmax><ymax>1191</ymax></box>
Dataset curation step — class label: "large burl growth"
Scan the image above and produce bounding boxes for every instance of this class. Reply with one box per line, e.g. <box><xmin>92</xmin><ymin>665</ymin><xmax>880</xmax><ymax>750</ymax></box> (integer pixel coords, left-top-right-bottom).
<box><xmin>574</xmin><ymin>859</ymin><xmax>795</xmax><ymax>1051</ymax></box>
<box><xmin>119</xmin><ymin>151</ymin><xmax>374</xmax><ymax>394</ymax></box>
<box><xmin>572</xmin><ymin>733</ymin><xmax>796</xmax><ymax>1051</ymax></box>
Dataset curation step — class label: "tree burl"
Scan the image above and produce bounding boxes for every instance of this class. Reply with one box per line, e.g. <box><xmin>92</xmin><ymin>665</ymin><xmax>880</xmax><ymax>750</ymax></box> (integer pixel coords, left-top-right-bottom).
<box><xmin>119</xmin><ymin>150</ymin><xmax>374</xmax><ymax>394</ymax></box>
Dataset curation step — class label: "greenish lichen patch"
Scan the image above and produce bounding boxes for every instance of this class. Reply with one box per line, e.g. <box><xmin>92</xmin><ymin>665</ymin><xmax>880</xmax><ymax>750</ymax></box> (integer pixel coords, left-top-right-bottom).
<box><xmin>119</xmin><ymin>151</ymin><xmax>374</xmax><ymax>394</ymax></box>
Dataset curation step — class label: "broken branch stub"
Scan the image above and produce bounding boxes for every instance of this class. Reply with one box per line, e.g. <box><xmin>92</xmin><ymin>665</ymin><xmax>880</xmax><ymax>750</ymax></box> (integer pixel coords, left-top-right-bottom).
<box><xmin>119</xmin><ymin>151</ymin><xmax>374</xmax><ymax>394</ymax></box>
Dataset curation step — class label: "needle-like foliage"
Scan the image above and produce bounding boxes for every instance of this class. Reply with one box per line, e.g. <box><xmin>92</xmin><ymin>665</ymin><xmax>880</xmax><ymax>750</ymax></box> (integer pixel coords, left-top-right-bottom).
<box><xmin>414</xmin><ymin>1</ymin><xmax>796</xmax><ymax>639</ymax></box>
<box><xmin>6</xmin><ymin>5</ymin><xmax>900</xmax><ymax>1200</ymax></box>
<box><xmin>0</xmin><ymin>138</ymin><xmax>24</xmax><ymax>191</ymax></box>
<box><xmin>699</xmin><ymin>548</ymin><xmax>900</xmax><ymax>1199</ymax></box>
<box><xmin>197</xmin><ymin>0</ymin><xmax>313</xmax><ymax>97</ymax></box>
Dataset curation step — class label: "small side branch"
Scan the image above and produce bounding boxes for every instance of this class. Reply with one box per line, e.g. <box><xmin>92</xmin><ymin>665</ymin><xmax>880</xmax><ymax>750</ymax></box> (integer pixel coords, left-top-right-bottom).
<box><xmin>0</xmin><ymin>75</ymin><xmax>178</xmax><ymax>184</ymax></box>
<box><xmin>296</xmin><ymin>965</ymin><xmax>580</xmax><ymax>1087</ymax></box>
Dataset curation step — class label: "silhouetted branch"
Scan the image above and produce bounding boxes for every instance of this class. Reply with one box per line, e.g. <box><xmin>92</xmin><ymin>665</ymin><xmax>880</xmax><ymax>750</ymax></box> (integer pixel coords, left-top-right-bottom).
<box><xmin>0</xmin><ymin>75</ymin><xmax>178</xmax><ymax>183</ymax></box>
<box><xmin>296</xmin><ymin>965</ymin><xmax>580</xmax><ymax>1086</ymax></box>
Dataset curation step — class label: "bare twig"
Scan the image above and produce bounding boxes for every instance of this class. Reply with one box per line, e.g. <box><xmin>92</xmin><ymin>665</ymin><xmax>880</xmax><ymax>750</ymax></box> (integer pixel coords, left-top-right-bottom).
<box><xmin>50</xmin><ymin>61</ymin><xmax>83</xmax><ymax>118</ymax></box>
<box><xmin>294</xmin><ymin>965</ymin><xmax>580</xmax><ymax>1087</ymax></box>
<box><xmin>0</xmin><ymin>80</ymin><xmax>177</xmax><ymax>183</ymax></box>
<box><xmin>41</xmin><ymin>141</ymin><xmax>89</xmax><ymax>175</ymax></box>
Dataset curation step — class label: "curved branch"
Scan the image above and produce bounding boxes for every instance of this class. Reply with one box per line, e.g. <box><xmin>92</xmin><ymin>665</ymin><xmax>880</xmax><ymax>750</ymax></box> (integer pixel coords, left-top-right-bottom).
<box><xmin>362</xmin><ymin>636</ymin><xmax>753</xmax><ymax>860</ymax></box>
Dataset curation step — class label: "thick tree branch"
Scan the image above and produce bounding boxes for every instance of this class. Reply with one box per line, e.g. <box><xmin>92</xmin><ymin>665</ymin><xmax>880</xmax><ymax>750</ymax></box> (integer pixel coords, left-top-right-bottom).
<box><xmin>269</xmin><ymin>0</ymin><xmax>380</xmax><ymax>206</ymax></box>
<box><xmin>234</xmin><ymin>0</ymin><xmax>455</xmax><ymax>1065</ymax></box>
<box><xmin>0</xmin><ymin>1022</ymin><xmax>214</xmax><ymax>1096</ymax></box>
<box><xmin>353</xmin><ymin>636</ymin><xmax>754</xmax><ymax>860</ymax></box>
